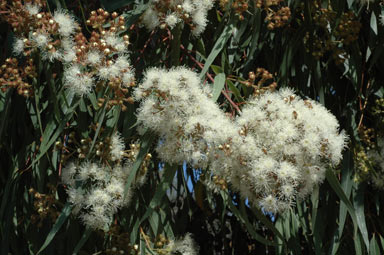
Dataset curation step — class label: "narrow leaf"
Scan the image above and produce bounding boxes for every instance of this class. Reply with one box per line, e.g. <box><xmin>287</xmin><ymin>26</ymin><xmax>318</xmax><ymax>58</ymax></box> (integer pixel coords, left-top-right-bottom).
<box><xmin>212</xmin><ymin>73</ymin><xmax>226</xmax><ymax>102</ymax></box>
<box><xmin>199</xmin><ymin>23</ymin><xmax>234</xmax><ymax>79</ymax></box>
<box><xmin>37</xmin><ymin>203</ymin><xmax>72</xmax><ymax>254</ymax></box>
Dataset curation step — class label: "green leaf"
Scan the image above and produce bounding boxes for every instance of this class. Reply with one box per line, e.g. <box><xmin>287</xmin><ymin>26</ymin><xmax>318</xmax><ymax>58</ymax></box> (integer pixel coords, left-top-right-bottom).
<box><xmin>371</xmin><ymin>12</ymin><xmax>378</xmax><ymax>36</ymax></box>
<box><xmin>212</xmin><ymin>73</ymin><xmax>226</xmax><ymax>102</ymax></box>
<box><xmin>226</xmin><ymin>79</ymin><xmax>244</xmax><ymax>102</ymax></box>
<box><xmin>355</xmin><ymin>232</ymin><xmax>364</xmax><ymax>255</ymax></box>
<box><xmin>123</xmin><ymin>132</ymin><xmax>155</xmax><ymax>200</ymax></box>
<box><xmin>330</xmin><ymin>151</ymin><xmax>354</xmax><ymax>255</ymax></box>
<box><xmin>326</xmin><ymin>169</ymin><xmax>358</xmax><ymax>237</ymax></box>
<box><xmin>221</xmin><ymin>192</ymin><xmax>277</xmax><ymax>246</ymax></box>
<box><xmin>210</xmin><ymin>65</ymin><xmax>223</xmax><ymax>75</ymax></box>
<box><xmin>139</xmin><ymin>164</ymin><xmax>177</xmax><ymax>223</ymax></box>
<box><xmin>353</xmin><ymin>183</ymin><xmax>370</xmax><ymax>252</ymax></box>
<box><xmin>199</xmin><ymin>22</ymin><xmax>234</xmax><ymax>79</ymax></box>
<box><xmin>250</xmin><ymin>206</ymin><xmax>286</xmax><ymax>243</ymax></box>
<box><xmin>370</xmin><ymin>235</ymin><xmax>380</xmax><ymax>255</ymax></box>
<box><xmin>37</xmin><ymin>203</ymin><xmax>72</xmax><ymax>254</ymax></box>
<box><xmin>72</xmin><ymin>228</ymin><xmax>92</xmax><ymax>255</ymax></box>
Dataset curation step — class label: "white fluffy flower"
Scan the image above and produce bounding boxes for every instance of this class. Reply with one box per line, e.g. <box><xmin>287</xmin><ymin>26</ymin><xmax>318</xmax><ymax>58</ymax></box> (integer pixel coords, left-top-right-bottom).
<box><xmin>110</xmin><ymin>132</ymin><xmax>125</xmax><ymax>161</ymax></box>
<box><xmin>62</xmin><ymin>49</ymin><xmax>76</xmax><ymax>63</ymax></box>
<box><xmin>53</xmin><ymin>9</ymin><xmax>77</xmax><ymax>37</ymax></box>
<box><xmin>13</xmin><ymin>38</ymin><xmax>25</xmax><ymax>55</ymax></box>
<box><xmin>165</xmin><ymin>233</ymin><xmax>199</xmax><ymax>255</ymax></box>
<box><xmin>31</xmin><ymin>33</ymin><xmax>49</xmax><ymax>49</ymax></box>
<box><xmin>259</xmin><ymin>195</ymin><xmax>279</xmax><ymax>213</ymax></box>
<box><xmin>42</xmin><ymin>49</ymin><xmax>63</xmax><ymax>62</ymax></box>
<box><xmin>25</xmin><ymin>3</ymin><xmax>40</xmax><ymax>16</ymax></box>
<box><xmin>61</xmin><ymin>161</ymin><xmax>77</xmax><ymax>186</ymax></box>
<box><xmin>141</xmin><ymin>7</ymin><xmax>160</xmax><ymax>30</ymax></box>
<box><xmin>86</xmin><ymin>50</ymin><xmax>102</xmax><ymax>66</ymax></box>
<box><xmin>63</xmin><ymin>65</ymin><xmax>94</xmax><ymax>96</ymax></box>
<box><xmin>165</xmin><ymin>13</ymin><xmax>179</xmax><ymax>29</ymax></box>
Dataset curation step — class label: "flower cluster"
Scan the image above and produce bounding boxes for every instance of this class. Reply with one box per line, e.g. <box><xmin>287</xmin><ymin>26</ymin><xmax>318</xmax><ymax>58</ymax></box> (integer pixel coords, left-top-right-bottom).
<box><xmin>60</xmin><ymin>9</ymin><xmax>134</xmax><ymax>98</ymax></box>
<box><xmin>62</xmin><ymin>162</ymin><xmax>133</xmax><ymax>230</ymax></box>
<box><xmin>1</xmin><ymin>1</ymin><xmax>135</xmax><ymax>100</ymax></box>
<box><xmin>134</xmin><ymin>67</ymin><xmax>236</xmax><ymax>168</ymax></box>
<box><xmin>135</xmin><ymin>67</ymin><xmax>347</xmax><ymax>212</ymax></box>
<box><xmin>141</xmin><ymin>0</ymin><xmax>215</xmax><ymax>35</ymax></box>
<box><xmin>3</xmin><ymin>1</ymin><xmax>79</xmax><ymax>61</ymax></box>
<box><xmin>61</xmin><ymin>132</ymin><xmax>147</xmax><ymax>230</ymax></box>
<box><xmin>163</xmin><ymin>233</ymin><xmax>199</xmax><ymax>255</ymax></box>
<box><xmin>232</xmin><ymin>89</ymin><xmax>347</xmax><ymax>211</ymax></box>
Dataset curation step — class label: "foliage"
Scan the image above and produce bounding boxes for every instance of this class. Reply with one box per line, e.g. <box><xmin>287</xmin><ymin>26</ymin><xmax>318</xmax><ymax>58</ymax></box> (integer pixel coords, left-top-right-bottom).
<box><xmin>0</xmin><ymin>0</ymin><xmax>384</xmax><ymax>254</ymax></box>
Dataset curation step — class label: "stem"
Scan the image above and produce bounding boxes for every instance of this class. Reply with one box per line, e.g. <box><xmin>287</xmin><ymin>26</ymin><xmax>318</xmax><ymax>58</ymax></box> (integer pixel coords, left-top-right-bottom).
<box><xmin>180</xmin><ymin>45</ymin><xmax>241</xmax><ymax>113</ymax></box>
<box><xmin>171</xmin><ymin>23</ymin><xmax>183</xmax><ymax>67</ymax></box>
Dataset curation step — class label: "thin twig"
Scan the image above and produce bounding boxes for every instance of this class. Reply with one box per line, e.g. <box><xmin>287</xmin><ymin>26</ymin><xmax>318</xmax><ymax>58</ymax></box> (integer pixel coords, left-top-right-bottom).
<box><xmin>180</xmin><ymin>44</ymin><xmax>241</xmax><ymax>113</ymax></box>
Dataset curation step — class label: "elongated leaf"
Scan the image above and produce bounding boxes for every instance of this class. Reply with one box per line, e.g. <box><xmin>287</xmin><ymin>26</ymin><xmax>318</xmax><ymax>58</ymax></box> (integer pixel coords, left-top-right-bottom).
<box><xmin>37</xmin><ymin>203</ymin><xmax>72</xmax><ymax>254</ymax></box>
<box><xmin>199</xmin><ymin>22</ymin><xmax>234</xmax><ymax>79</ymax></box>
<box><xmin>124</xmin><ymin>132</ymin><xmax>155</xmax><ymax>199</ymax></box>
<box><xmin>250</xmin><ymin>205</ymin><xmax>286</xmax><ymax>243</ymax></box>
<box><xmin>370</xmin><ymin>235</ymin><xmax>380</xmax><ymax>255</ymax></box>
<box><xmin>370</xmin><ymin>12</ymin><xmax>378</xmax><ymax>36</ymax></box>
<box><xmin>330</xmin><ymin>151</ymin><xmax>354</xmax><ymax>255</ymax></box>
<box><xmin>212</xmin><ymin>73</ymin><xmax>226</xmax><ymax>102</ymax></box>
<box><xmin>138</xmin><ymin>164</ymin><xmax>177</xmax><ymax>224</ymax></box>
<box><xmin>221</xmin><ymin>192</ymin><xmax>277</xmax><ymax>246</ymax></box>
<box><xmin>326</xmin><ymin>169</ymin><xmax>358</xmax><ymax>236</ymax></box>
<box><xmin>353</xmin><ymin>183</ymin><xmax>370</xmax><ymax>251</ymax></box>
<box><xmin>72</xmin><ymin>228</ymin><xmax>92</xmax><ymax>254</ymax></box>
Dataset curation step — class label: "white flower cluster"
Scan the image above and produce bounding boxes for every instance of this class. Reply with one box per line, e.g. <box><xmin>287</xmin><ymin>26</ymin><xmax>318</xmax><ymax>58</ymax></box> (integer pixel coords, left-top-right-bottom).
<box><xmin>164</xmin><ymin>233</ymin><xmax>199</xmax><ymax>255</ymax></box>
<box><xmin>58</xmin><ymin>27</ymin><xmax>133</xmax><ymax>96</ymax></box>
<box><xmin>61</xmin><ymin>133</ymin><xmax>143</xmax><ymax>230</ymax></box>
<box><xmin>231</xmin><ymin>89</ymin><xmax>347</xmax><ymax>211</ymax></box>
<box><xmin>13</xmin><ymin>4</ymin><xmax>134</xmax><ymax>97</ymax></box>
<box><xmin>134</xmin><ymin>67</ymin><xmax>236</xmax><ymax>168</ymax></box>
<box><xmin>367</xmin><ymin>137</ymin><xmax>384</xmax><ymax>189</ymax></box>
<box><xmin>62</xmin><ymin>162</ymin><xmax>132</xmax><ymax>230</ymax></box>
<box><xmin>13</xmin><ymin>7</ymin><xmax>78</xmax><ymax>61</ymax></box>
<box><xmin>141</xmin><ymin>0</ymin><xmax>215</xmax><ymax>35</ymax></box>
<box><xmin>135</xmin><ymin>67</ymin><xmax>347</xmax><ymax>212</ymax></box>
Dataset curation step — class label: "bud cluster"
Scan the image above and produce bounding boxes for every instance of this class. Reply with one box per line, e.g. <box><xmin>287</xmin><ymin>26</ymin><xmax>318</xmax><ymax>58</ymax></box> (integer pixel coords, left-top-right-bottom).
<box><xmin>220</xmin><ymin>0</ymin><xmax>290</xmax><ymax>28</ymax></box>
<box><xmin>29</xmin><ymin>184</ymin><xmax>61</xmax><ymax>228</ymax></box>
<box><xmin>105</xmin><ymin>225</ymin><xmax>139</xmax><ymax>255</ymax></box>
<box><xmin>364</xmin><ymin>137</ymin><xmax>384</xmax><ymax>189</ymax></box>
<box><xmin>244</xmin><ymin>68</ymin><xmax>277</xmax><ymax>96</ymax></box>
<box><xmin>302</xmin><ymin>3</ymin><xmax>361</xmax><ymax>64</ymax></box>
<box><xmin>0</xmin><ymin>58</ymin><xmax>35</xmax><ymax>96</ymax></box>
<box><xmin>354</xmin><ymin>97</ymin><xmax>384</xmax><ymax>186</ymax></box>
